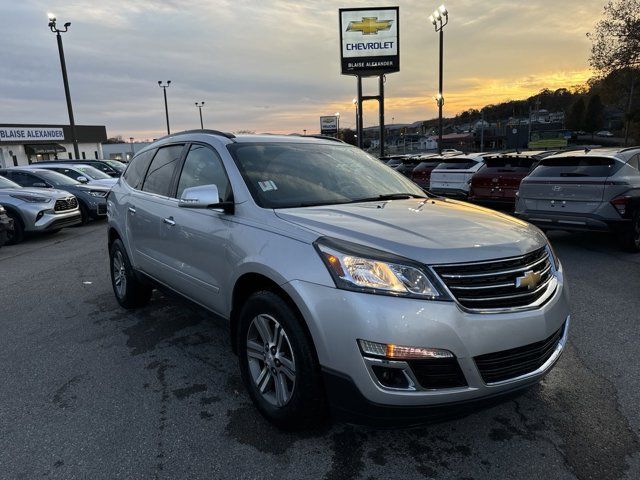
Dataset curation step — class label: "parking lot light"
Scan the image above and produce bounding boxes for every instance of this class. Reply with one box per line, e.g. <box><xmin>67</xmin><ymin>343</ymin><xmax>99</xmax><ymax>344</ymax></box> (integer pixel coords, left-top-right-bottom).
<box><xmin>429</xmin><ymin>4</ymin><xmax>449</xmax><ymax>154</ymax></box>
<box><xmin>158</xmin><ymin>81</ymin><xmax>171</xmax><ymax>134</ymax></box>
<box><xmin>195</xmin><ymin>101</ymin><xmax>205</xmax><ymax>129</ymax></box>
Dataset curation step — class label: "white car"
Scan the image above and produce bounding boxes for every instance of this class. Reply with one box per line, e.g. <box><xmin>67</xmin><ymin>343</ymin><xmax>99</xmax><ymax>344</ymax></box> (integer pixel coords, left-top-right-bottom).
<box><xmin>596</xmin><ymin>131</ymin><xmax>614</xmax><ymax>137</ymax></box>
<box><xmin>429</xmin><ymin>153</ymin><xmax>489</xmax><ymax>198</ymax></box>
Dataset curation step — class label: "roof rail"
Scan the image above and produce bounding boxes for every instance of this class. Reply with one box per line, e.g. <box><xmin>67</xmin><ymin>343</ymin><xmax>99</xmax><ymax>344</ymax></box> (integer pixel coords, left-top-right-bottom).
<box><xmin>295</xmin><ymin>134</ymin><xmax>346</xmax><ymax>143</ymax></box>
<box><xmin>618</xmin><ymin>146</ymin><xmax>640</xmax><ymax>153</ymax></box>
<box><xmin>158</xmin><ymin>129</ymin><xmax>236</xmax><ymax>141</ymax></box>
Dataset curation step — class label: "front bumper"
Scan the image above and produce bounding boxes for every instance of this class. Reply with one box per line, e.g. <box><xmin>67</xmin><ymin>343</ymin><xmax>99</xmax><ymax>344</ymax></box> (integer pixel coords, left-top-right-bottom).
<box><xmin>283</xmin><ymin>269</ymin><xmax>569</xmax><ymax>412</ymax></box>
<box><xmin>25</xmin><ymin>208</ymin><xmax>82</xmax><ymax>232</ymax></box>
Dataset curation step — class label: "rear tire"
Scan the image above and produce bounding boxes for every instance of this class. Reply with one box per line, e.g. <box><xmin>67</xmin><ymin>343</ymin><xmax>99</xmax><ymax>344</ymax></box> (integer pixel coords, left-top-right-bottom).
<box><xmin>109</xmin><ymin>239</ymin><xmax>152</xmax><ymax>309</ymax></box>
<box><xmin>620</xmin><ymin>212</ymin><xmax>640</xmax><ymax>252</ymax></box>
<box><xmin>237</xmin><ymin>290</ymin><xmax>328</xmax><ymax>430</ymax></box>
<box><xmin>79</xmin><ymin>202</ymin><xmax>90</xmax><ymax>225</ymax></box>
<box><xmin>5</xmin><ymin>211</ymin><xmax>24</xmax><ymax>245</ymax></box>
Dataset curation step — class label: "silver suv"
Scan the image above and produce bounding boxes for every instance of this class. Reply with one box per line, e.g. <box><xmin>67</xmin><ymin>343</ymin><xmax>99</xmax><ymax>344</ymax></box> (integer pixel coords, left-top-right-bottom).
<box><xmin>515</xmin><ymin>147</ymin><xmax>640</xmax><ymax>251</ymax></box>
<box><xmin>0</xmin><ymin>175</ymin><xmax>81</xmax><ymax>244</ymax></box>
<box><xmin>107</xmin><ymin>131</ymin><xmax>570</xmax><ymax>429</ymax></box>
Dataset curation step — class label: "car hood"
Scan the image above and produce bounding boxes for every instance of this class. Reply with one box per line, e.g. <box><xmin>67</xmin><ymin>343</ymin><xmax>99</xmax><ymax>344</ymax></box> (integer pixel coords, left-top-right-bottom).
<box><xmin>0</xmin><ymin>187</ymin><xmax>74</xmax><ymax>198</ymax></box>
<box><xmin>274</xmin><ymin>198</ymin><xmax>546</xmax><ymax>264</ymax></box>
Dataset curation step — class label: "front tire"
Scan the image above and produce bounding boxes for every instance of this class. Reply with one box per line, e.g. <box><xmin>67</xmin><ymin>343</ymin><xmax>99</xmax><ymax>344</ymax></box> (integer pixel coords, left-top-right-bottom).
<box><xmin>237</xmin><ymin>291</ymin><xmax>327</xmax><ymax>430</ymax></box>
<box><xmin>109</xmin><ymin>239</ymin><xmax>152</xmax><ymax>309</ymax></box>
<box><xmin>5</xmin><ymin>211</ymin><xmax>24</xmax><ymax>245</ymax></box>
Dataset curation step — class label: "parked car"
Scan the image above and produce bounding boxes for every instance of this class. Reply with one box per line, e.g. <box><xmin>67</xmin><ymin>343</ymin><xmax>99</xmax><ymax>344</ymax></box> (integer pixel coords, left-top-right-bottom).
<box><xmin>107</xmin><ymin>131</ymin><xmax>569</xmax><ymax>429</ymax></box>
<box><xmin>33</xmin><ymin>159</ymin><xmax>125</xmax><ymax>177</ymax></box>
<box><xmin>411</xmin><ymin>155</ymin><xmax>453</xmax><ymax>189</ymax></box>
<box><xmin>0</xmin><ymin>204</ymin><xmax>13</xmax><ymax>247</ymax></box>
<box><xmin>24</xmin><ymin>163</ymin><xmax>118</xmax><ymax>188</ymax></box>
<box><xmin>596</xmin><ymin>131</ymin><xmax>614</xmax><ymax>138</ymax></box>
<box><xmin>515</xmin><ymin>147</ymin><xmax>640</xmax><ymax>251</ymax></box>
<box><xmin>429</xmin><ymin>153</ymin><xmax>490</xmax><ymax>198</ymax></box>
<box><xmin>394</xmin><ymin>156</ymin><xmax>427</xmax><ymax>177</ymax></box>
<box><xmin>468</xmin><ymin>151</ymin><xmax>557</xmax><ymax>209</ymax></box>
<box><xmin>383</xmin><ymin>155</ymin><xmax>407</xmax><ymax>168</ymax></box>
<box><xmin>0</xmin><ymin>175</ymin><xmax>81</xmax><ymax>244</ymax></box>
<box><xmin>0</xmin><ymin>168</ymin><xmax>110</xmax><ymax>224</ymax></box>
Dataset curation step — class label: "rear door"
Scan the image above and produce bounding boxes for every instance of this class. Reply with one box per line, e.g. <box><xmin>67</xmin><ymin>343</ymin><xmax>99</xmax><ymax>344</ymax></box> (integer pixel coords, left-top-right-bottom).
<box><xmin>519</xmin><ymin>156</ymin><xmax>621</xmax><ymax>214</ymax></box>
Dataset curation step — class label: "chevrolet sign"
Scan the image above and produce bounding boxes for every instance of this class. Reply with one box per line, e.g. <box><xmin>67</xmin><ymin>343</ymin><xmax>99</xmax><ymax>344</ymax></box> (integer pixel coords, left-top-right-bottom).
<box><xmin>339</xmin><ymin>7</ymin><xmax>400</xmax><ymax>76</ymax></box>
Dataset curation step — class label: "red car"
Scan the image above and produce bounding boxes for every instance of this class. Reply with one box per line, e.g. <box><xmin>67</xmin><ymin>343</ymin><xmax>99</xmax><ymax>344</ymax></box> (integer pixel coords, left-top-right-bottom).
<box><xmin>410</xmin><ymin>155</ymin><xmax>452</xmax><ymax>188</ymax></box>
<box><xmin>468</xmin><ymin>151</ymin><xmax>556</xmax><ymax>209</ymax></box>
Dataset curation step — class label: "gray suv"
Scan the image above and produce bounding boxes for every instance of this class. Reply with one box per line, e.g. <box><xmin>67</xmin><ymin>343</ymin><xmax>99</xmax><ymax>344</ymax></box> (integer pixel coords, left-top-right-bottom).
<box><xmin>515</xmin><ymin>147</ymin><xmax>640</xmax><ymax>251</ymax></box>
<box><xmin>0</xmin><ymin>175</ymin><xmax>81</xmax><ymax>244</ymax></box>
<box><xmin>107</xmin><ymin>131</ymin><xmax>570</xmax><ymax>429</ymax></box>
<box><xmin>1</xmin><ymin>168</ymin><xmax>110</xmax><ymax>224</ymax></box>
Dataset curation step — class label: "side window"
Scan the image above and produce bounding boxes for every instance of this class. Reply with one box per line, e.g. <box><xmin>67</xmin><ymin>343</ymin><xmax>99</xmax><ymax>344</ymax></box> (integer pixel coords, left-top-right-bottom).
<box><xmin>8</xmin><ymin>172</ymin><xmax>40</xmax><ymax>187</ymax></box>
<box><xmin>142</xmin><ymin>145</ymin><xmax>184</xmax><ymax>196</ymax></box>
<box><xmin>627</xmin><ymin>154</ymin><xmax>640</xmax><ymax>171</ymax></box>
<box><xmin>50</xmin><ymin>168</ymin><xmax>81</xmax><ymax>181</ymax></box>
<box><xmin>176</xmin><ymin>144</ymin><xmax>231</xmax><ymax>200</ymax></box>
<box><xmin>123</xmin><ymin>149</ymin><xmax>156</xmax><ymax>190</ymax></box>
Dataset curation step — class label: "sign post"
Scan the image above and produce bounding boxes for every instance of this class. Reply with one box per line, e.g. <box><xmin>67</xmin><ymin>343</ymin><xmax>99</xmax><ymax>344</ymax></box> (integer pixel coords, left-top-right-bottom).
<box><xmin>339</xmin><ymin>6</ymin><xmax>399</xmax><ymax>156</ymax></box>
<box><xmin>320</xmin><ymin>116</ymin><xmax>339</xmax><ymax>137</ymax></box>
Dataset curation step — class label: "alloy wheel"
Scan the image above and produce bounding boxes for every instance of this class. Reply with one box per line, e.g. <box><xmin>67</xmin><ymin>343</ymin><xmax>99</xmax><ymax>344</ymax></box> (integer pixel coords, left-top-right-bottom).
<box><xmin>246</xmin><ymin>314</ymin><xmax>296</xmax><ymax>407</ymax></box>
<box><xmin>112</xmin><ymin>250</ymin><xmax>127</xmax><ymax>299</ymax></box>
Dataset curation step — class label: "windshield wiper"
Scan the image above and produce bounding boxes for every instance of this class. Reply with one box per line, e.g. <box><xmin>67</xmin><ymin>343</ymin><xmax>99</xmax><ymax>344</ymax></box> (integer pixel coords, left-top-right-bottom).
<box><xmin>348</xmin><ymin>193</ymin><xmax>428</xmax><ymax>203</ymax></box>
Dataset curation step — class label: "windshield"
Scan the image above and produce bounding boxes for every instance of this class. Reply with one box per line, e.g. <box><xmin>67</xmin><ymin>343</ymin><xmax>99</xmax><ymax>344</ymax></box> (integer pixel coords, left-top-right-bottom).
<box><xmin>228</xmin><ymin>142</ymin><xmax>425</xmax><ymax>208</ymax></box>
<box><xmin>436</xmin><ymin>158</ymin><xmax>480</xmax><ymax>170</ymax></box>
<box><xmin>529</xmin><ymin>156</ymin><xmax>621</xmax><ymax>178</ymax></box>
<box><xmin>76</xmin><ymin>165</ymin><xmax>112</xmax><ymax>180</ymax></box>
<box><xmin>35</xmin><ymin>170</ymin><xmax>81</xmax><ymax>186</ymax></box>
<box><xmin>0</xmin><ymin>176</ymin><xmax>21</xmax><ymax>189</ymax></box>
<box><xmin>103</xmin><ymin>160</ymin><xmax>126</xmax><ymax>172</ymax></box>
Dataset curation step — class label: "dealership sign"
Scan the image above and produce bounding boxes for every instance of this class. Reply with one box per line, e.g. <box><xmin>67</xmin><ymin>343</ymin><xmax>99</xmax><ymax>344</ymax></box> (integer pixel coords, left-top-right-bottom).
<box><xmin>320</xmin><ymin>116</ymin><xmax>339</xmax><ymax>135</ymax></box>
<box><xmin>339</xmin><ymin>7</ymin><xmax>399</xmax><ymax>76</ymax></box>
<box><xmin>0</xmin><ymin>127</ymin><xmax>65</xmax><ymax>142</ymax></box>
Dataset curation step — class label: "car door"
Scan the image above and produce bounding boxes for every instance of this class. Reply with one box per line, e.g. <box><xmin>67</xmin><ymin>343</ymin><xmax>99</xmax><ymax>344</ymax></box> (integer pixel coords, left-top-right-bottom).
<box><xmin>129</xmin><ymin>144</ymin><xmax>185</xmax><ymax>281</ymax></box>
<box><xmin>160</xmin><ymin>143</ymin><xmax>233</xmax><ymax>314</ymax></box>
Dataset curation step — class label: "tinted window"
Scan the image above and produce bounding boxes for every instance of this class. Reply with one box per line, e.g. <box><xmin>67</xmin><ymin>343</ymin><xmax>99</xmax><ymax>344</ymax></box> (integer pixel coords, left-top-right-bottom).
<box><xmin>124</xmin><ymin>149</ymin><xmax>155</xmax><ymax>189</ymax></box>
<box><xmin>75</xmin><ymin>165</ymin><xmax>111</xmax><ymax>180</ymax></box>
<box><xmin>33</xmin><ymin>170</ymin><xmax>80</xmax><ymax>186</ymax></box>
<box><xmin>530</xmin><ymin>156</ymin><xmax>621</xmax><ymax>178</ymax></box>
<box><xmin>0</xmin><ymin>175</ymin><xmax>22</xmax><ymax>189</ymax></box>
<box><xmin>142</xmin><ymin>145</ymin><xmax>183</xmax><ymax>196</ymax></box>
<box><xmin>484</xmin><ymin>157</ymin><xmax>536</xmax><ymax>171</ymax></box>
<box><xmin>228</xmin><ymin>142</ymin><xmax>424</xmax><ymax>209</ymax></box>
<box><xmin>48</xmin><ymin>167</ymin><xmax>85</xmax><ymax>182</ymax></box>
<box><xmin>627</xmin><ymin>154</ymin><xmax>640</xmax><ymax>171</ymax></box>
<box><xmin>436</xmin><ymin>158</ymin><xmax>479</xmax><ymax>170</ymax></box>
<box><xmin>177</xmin><ymin>144</ymin><xmax>231</xmax><ymax>200</ymax></box>
<box><xmin>5</xmin><ymin>171</ymin><xmax>42</xmax><ymax>187</ymax></box>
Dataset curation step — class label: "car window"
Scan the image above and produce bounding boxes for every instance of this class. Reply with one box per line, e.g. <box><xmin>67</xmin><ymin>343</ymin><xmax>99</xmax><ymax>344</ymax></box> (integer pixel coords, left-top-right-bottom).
<box><xmin>176</xmin><ymin>144</ymin><xmax>231</xmax><ymax>201</ymax></box>
<box><xmin>228</xmin><ymin>142</ymin><xmax>424</xmax><ymax>209</ymax></box>
<box><xmin>5</xmin><ymin>171</ymin><xmax>42</xmax><ymax>187</ymax></box>
<box><xmin>483</xmin><ymin>157</ymin><xmax>536</xmax><ymax>172</ymax></box>
<box><xmin>0</xmin><ymin>175</ymin><xmax>22</xmax><ymax>189</ymax></box>
<box><xmin>142</xmin><ymin>145</ymin><xmax>184</xmax><ymax>196</ymax></box>
<box><xmin>34</xmin><ymin>170</ymin><xmax>80</xmax><ymax>186</ymax></box>
<box><xmin>530</xmin><ymin>156</ymin><xmax>622</xmax><ymax>178</ymax></box>
<box><xmin>48</xmin><ymin>167</ymin><xmax>84</xmax><ymax>182</ymax></box>
<box><xmin>75</xmin><ymin>166</ymin><xmax>111</xmax><ymax>180</ymax></box>
<box><xmin>123</xmin><ymin>149</ymin><xmax>155</xmax><ymax>190</ymax></box>
<box><xmin>436</xmin><ymin>158</ymin><xmax>479</xmax><ymax>170</ymax></box>
<box><xmin>627</xmin><ymin>154</ymin><xmax>640</xmax><ymax>171</ymax></box>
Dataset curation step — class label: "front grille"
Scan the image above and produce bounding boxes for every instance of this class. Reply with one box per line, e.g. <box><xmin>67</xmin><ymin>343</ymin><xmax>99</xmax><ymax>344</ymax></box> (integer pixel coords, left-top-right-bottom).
<box><xmin>54</xmin><ymin>197</ymin><xmax>78</xmax><ymax>212</ymax></box>
<box><xmin>407</xmin><ymin>358</ymin><xmax>467</xmax><ymax>389</ymax></box>
<box><xmin>474</xmin><ymin>323</ymin><xmax>565</xmax><ymax>384</ymax></box>
<box><xmin>432</xmin><ymin>247</ymin><xmax>555</xmax><ymax>311</ymax></box>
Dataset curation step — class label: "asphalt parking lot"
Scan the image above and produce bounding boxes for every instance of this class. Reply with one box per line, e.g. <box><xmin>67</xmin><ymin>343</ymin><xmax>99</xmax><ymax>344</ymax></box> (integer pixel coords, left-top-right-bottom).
<box><xmin>1</xmin><ymin>222</ymin><xmax>639</xmax><ymax>480</ymax></box>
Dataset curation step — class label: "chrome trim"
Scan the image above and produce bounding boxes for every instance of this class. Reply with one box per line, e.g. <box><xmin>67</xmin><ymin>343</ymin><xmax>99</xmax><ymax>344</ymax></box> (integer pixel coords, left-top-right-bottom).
<box><xmin>438</xmin><ymin>252</ymin><xmax>548</xmax><ymax>279</ymax></box>
<box><xmin>482</xmin><ymin>316</ymin><xmax>570</xmax><ymax>387</ymax></box>
<box><xmin>435</xmin><ymin>247</ymin><xmax>546</xmax><ymax>268</ymax></box>
<box><xmin>449</xmin><ymin>263</ymin><xmax>552</xmax><ymax>292</ymax></box>
<box><xmin>362</xmin><ymin>357</ymin><xmax>419</xmax><ymax>392</ymax></box>
<box><xmin>457</xmin><ymin>276</ymin><xmax>554</xmax><ymax>303</ymax></box>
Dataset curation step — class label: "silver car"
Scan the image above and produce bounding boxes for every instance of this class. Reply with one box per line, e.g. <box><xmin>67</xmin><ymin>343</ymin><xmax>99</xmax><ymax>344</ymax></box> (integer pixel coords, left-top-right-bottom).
<box><xmin>515</xmin><ymin>147</ymin><xmax>640</xmax><ymax>251</ymax></box>
<box><xmin>0</xmin><ymin>175</ymin><xmax>81</xmax><ymax>244</ymax></box>
<box><xmin>28</xmin><ymin>163</ymin><xmax>118</xmax><ymax>188</ymax></box>
<box><xmin>107</xmin><ymin>131</ymin><xmax>570</xmax><ymax>429</ymax></box>
<box><xmin>429</xmin><ymin>153</ymin><xmax>490</xmax><ymax>198</ymax></box>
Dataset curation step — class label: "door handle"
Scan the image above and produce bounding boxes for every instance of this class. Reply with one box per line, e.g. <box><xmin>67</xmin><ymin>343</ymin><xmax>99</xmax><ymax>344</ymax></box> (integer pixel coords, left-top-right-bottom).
<box><xmin>128</xmin><ymin>207</ymin><xmax>136</xmax><ymax>214</ymax></box>
<box><xmin>162</xmin><ymin>217</ymin><xmax>176</xmax><ymax>226</ymax></box>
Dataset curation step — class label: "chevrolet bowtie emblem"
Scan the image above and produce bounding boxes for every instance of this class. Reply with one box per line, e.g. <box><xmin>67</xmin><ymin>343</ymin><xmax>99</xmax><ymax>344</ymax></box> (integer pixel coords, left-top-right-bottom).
<box><xmin>515</xmin><ymin>270</ymin><xmax>542</xmax><ymax>290</ymax></box>
<box><xmin>346</xmin><ymin>17</ymin><xmax>393</xmax><ymax>35</ymax></box>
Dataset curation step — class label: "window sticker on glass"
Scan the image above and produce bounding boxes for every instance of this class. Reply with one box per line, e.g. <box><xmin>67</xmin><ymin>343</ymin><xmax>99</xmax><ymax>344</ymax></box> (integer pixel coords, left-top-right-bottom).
<box><xmin>258</xmin><ymin>180</ymin><xmax>278</xmax><ymax>192</ymax></box>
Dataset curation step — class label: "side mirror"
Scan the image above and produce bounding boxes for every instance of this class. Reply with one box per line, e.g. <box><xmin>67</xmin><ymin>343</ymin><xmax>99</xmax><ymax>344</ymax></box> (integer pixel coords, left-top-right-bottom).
<box><xmin>77</xmin><ymin>176</ymin><xmax>89</xmax><ymax>183</ymax></box>
<box><xmin>179</xmin><ymin>184</ymin><xmax>233</xmax><ymax>213</ymax></box>
<box><xmin>33</xmin><ymin>182</ymin><xmax>49</xmax><ymax>188</ymax></box>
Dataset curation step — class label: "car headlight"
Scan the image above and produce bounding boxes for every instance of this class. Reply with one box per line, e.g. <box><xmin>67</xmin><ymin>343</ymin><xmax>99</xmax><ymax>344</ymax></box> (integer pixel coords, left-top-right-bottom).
<box><xmin>9</xmin><ymin>194</ymin><xmax>51</xmax><ymax>203</ymax></box>
<box><xmin>314</xmin><ymin>237</ymin><xmax>448</xmax><ymax>300</ymax></box>
<box><xmin>89</xmin><ymin>191</ymin><xmax>107</xmax><ymax>197</ymax></box>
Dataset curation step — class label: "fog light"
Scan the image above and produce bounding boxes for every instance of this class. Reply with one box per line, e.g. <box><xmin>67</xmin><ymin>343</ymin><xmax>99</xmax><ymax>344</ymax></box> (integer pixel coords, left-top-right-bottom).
<box><xmin>358</xmin><ymin>339</ymin><xmax>454</xmax><ymax>360</ymax></box>
<box><xmin>371</xmin><ymin>365</ymin><xmax>410</xmax><ymax>389</ymax></box>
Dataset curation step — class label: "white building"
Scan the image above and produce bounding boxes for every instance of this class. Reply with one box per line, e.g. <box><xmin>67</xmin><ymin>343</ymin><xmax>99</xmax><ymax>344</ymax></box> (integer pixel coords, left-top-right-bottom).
<box><xmin>0</xmin><ymin>124</ymin><xmax>106</xmax><ymax>167</ymax></box>
<box><xmin>102</xmin><ymin>142</ymin><xmax>152</xmax><ymax>161</ymax></box>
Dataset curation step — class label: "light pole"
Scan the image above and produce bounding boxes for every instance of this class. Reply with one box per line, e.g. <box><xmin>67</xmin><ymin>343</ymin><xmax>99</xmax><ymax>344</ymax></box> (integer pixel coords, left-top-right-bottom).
<box><xmin>195</xmin><ymin>101</ymin><xmax>205</xmax><ymax>129</ymax></box>
<box><xmin>429</xmin><ymin>5</ymin><xmax>449</xmax><ymax>154</ymax></box>
<box><xmin>335</xmin><ymin>112</ymin><xmax>341</xmax><ymax>139</ymax></box>
<box><xmin>129</xmin><ymin>137</ymin><xmax>134</xmax><ymax>159</ymax></box>
<box><xmin>303</xmin><ymin>129</ymin><xmax>307</xmax><ymax>136</ymax></box>
<box><xmin>158</xmin><ymin>81</ymin><xmax>171</xmax><ymax>134</ymax></box>
<box><xmin>352</xmin><ymin>98</ymin><xmax>359</xmax><ymax>146</ymax></box>
<box><xmin>48</xmin><ymin>13</ymin><xmax>79</xmax><ymax>160</ymax></box>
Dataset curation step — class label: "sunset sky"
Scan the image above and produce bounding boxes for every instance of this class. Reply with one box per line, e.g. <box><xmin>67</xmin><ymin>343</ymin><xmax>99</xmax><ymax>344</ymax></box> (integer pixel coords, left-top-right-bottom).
<box><xmin>1</xmin><ymin>0</ymin><xmax>604</xmax><ymax>139</ymax></box>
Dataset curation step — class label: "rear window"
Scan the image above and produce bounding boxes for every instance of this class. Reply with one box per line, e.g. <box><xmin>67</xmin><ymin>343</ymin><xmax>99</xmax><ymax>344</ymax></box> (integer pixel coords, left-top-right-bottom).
<box><xmin>414</xmin><ymin>161</ymin><xmax>441</xmax><ymax>170</ymax></box>
<box><xmin>436</xmin><ymin>158</ymin><xmax>479</xmax><ymax>170</ymax></box>
<box><xmin>483</xmin><ymin>157</ymin><xmax>536</xmax><ymax>171</ymax></box>
<box><xmin>529</xmin><ymin>156</ymin><xmax>621</xmax><ymax>178</ymax></box>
